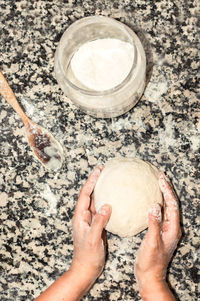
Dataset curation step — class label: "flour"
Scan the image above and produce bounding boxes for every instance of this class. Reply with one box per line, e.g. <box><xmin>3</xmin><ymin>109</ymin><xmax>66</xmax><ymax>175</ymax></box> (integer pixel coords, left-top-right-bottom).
<box><xmin>44</xmin><ymin>146</ymin><xmax>63</xmax><ymax>171</ymax></box>
<box><xmin>71</xmin><ymin>38</ymin><xmax>134</xmax><ymax>91</ymax></box>
<box><xmin>21</xmin><ymin>98</ymin><xmax>35</xmax><ymax>117</ymax></box>
<box><xmin>144</xmin><ymin>80</ymin><xmax>169</xmax><ymax>103</ymax></box>
<box><xmin>41</xmin><ymin>184</ymin><xmax>58</xmax><ymax>215</ymax></box>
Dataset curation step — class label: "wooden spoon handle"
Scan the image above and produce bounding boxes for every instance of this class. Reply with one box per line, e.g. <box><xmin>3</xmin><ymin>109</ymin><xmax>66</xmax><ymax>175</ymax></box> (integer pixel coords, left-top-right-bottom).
<box><xmin>0</xmin><ymin>71</ymin><xmax>29</xmax><ymax>125</ymax></box>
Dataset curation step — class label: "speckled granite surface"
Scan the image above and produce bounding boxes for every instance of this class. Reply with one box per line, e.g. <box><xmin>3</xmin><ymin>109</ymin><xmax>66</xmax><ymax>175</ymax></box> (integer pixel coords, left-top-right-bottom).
<box><xmin>0</xmin><ymin>0</ymin><xmax>199</xmax><ymax>300</ymax></box>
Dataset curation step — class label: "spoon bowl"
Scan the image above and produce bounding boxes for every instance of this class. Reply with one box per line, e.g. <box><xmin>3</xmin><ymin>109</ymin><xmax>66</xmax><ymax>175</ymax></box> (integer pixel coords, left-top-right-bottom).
<box><xmin>0</xmin><ymin>71</ymin><xmax>64</xmax><ymax>171</ymax></box>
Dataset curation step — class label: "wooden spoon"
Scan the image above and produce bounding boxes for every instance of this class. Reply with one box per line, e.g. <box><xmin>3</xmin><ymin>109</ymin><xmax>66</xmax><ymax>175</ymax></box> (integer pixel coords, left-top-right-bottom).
<box><xmin>0</xmin><ymin>71</ymin><xmax>64</xmax><ymax>171</ymax></box>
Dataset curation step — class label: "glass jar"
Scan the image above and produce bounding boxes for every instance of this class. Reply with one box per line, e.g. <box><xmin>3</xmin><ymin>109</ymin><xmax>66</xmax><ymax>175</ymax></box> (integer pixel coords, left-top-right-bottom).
<box><xmin>54</xmin><ymin>16</ymin><xmax>146</xmax><ymax>118</ymax></box>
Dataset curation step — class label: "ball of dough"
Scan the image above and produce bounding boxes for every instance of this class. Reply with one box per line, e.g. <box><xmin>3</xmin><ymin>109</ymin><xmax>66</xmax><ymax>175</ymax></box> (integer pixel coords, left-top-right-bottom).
<box><xmin>94</xmin><ymin>157</ymin><xmax>163</xmax><ymax>237</ymax></box>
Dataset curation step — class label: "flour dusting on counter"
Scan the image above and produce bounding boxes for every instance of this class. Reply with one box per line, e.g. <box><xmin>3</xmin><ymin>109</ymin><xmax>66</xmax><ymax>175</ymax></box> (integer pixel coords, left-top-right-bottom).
<box><xmin>21</xmin><ymin>98</ymin><xmax>35</xmax><ymax>118</ymax></box>
<box><xmin>144</xmin><ymin>80</ymin><xmax>169</xmax><ymax>103</ymax></box>
<box><xmin>0</xmin><ymin>1</ymin><xmax>199</xmax><ymax>300</ymax></box>
<box><xmin>41</xmin><ymin>184</ymin><xmax>58</xmax><ymax>216</ymax></box>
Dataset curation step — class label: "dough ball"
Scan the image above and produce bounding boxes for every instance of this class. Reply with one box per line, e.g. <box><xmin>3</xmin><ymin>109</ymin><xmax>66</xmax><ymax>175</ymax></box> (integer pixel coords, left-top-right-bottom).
<box><xmin>94</xmin><ymin>157</ymin><xmax>163</xmax><ymax>237</ymax></box>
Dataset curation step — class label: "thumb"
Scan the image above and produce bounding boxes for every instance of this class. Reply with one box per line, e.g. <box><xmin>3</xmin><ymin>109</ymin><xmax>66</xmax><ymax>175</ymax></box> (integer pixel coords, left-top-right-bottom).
<box><xmin>146</xmin><ymin>203</ymin><xmax>162</xmax><ymax>243</ymax></box>
<box><xmin>89</xmin><ymin>204</ymin><xmax>112</xmax><ymax>241</ymax></box>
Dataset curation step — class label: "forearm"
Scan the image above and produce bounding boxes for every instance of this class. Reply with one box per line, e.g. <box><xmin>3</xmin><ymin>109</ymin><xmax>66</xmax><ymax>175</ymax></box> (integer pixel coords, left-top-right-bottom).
<box><xmin>34</xmin><ymin>269</ymin><xmax>93</xmax><ymax>301</ymax></box>
<box><xmin>140</xmin><ymin>281</ymin><xmax>176</xmax><ymax>301</ymax></box>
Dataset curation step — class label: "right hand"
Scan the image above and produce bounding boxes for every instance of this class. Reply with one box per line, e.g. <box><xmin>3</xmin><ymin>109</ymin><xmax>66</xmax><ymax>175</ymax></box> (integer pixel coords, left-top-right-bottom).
<box><xmin>134</xmin><ymin>173</ymin><xmax>182</xmax><ymax>296</ymax></box>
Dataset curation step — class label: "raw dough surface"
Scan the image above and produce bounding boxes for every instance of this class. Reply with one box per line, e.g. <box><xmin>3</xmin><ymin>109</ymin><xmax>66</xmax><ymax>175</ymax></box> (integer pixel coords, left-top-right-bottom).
<box><xmin>94</xmin><ymin>158</ymin><xmax>163</xmax><ymax>237</ymax></box>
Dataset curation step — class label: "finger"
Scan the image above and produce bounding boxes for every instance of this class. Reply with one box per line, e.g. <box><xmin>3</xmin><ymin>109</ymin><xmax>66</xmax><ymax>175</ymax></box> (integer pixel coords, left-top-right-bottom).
<box><xmin>89</xmin><ymin>164</ymin><xmax>104</xmax><ymax>211</ymax></box>
<box><xmin>159</xmin><ymin>173</ymin><xmax>179</xmax><ymax>219</ymax></box>
<box><xmin>159</xmin><ymin>173</ymin><xmax>180</xmax><ymax>235</ymax></box>
<box><xmin>89</xmin><ymin>204</ymin><xmax>112</xmax><ymax>242</ymax></box>
<box><xmin>145</xmin><ymin>203</ymin><xmax>162</xmax><ymax>245</ymax></box>
<box><xmin>82</xmin><ymin>210</ymin><xmax>92</xmax><ymax>225</ymax></box>
<box><xmin>101</xmin><ymin>229</ymin><xmax>107</xmax><ymax>249</ymax></box>
<box><xmin>75</xmin><ymin>166</ymin><xmax>102</xmax><ymax>216</ymax></box>
<box><xmin>97</xmin><ymin>164</ymin><xmax>104</xmax><ymax>171</ymax></box>
<box><xmin>90</xmin><ymin>196</ymin><xmax>97</xmax><ymax>217</ymax></box>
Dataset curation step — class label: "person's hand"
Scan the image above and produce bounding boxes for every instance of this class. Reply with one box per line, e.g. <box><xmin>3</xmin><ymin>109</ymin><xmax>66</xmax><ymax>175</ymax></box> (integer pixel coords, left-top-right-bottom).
<box><xmin>134</xmin><ymin>173</ymin><xmax>182</xmax><ymax>300</ymax></box>
<box><xmin>70</xmin><ymin>166</ymin><xmax>112</xmax><ymax>286</ymax></box>
<box><xmin>35</xmin><ymin>166</ymin><xmax>111</xmax><ymax>301</ymax></box>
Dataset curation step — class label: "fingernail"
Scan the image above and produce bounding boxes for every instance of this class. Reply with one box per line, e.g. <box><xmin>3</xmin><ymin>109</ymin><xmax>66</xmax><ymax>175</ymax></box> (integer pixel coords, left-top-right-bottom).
<box><xmin>149</xmin><ymin>203</ymin><xmax>161</xmax><ymax>221</ymax></box>
<box><xmin>93</xmin><ymin>167</ymin><xmax>101</xmax><ymax>176</ymax></box>
<box><xmin>98</xmin><ymin>204</ymin><xmax>110</xmax><ymax>216</ymax></box>
<box><xmin>97</xmin><ymin>164</ymin><xmax>104</xmax><ymax>170</ymax></box>
<box><xmin>90</xmin><ymin>167</ymin><xmax>101</xmax><ymax>183</ymax></box>
<box><xmin>159</xmin><ymin>172</ymin><xmax>170</xmax><ymax>183</ymax></box>
<box><xmin>159</xmin><ymin>173</ymin><xmax>168</xmax><ymax>191</ymax></box>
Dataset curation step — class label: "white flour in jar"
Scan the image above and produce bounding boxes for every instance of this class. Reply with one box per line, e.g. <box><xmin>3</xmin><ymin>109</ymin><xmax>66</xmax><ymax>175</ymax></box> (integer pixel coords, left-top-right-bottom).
<box><xmin>70</xmin><ymin>38</ymin><xmax>134</xmax><ymax>91</ymax></box>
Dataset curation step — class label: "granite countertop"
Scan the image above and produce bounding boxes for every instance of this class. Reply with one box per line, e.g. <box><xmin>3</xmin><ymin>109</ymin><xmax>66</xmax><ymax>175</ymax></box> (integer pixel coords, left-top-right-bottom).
<box><xmin>0</xmin><ymin>0</ymin><xmax>199</xmax><ymax>300</ymax></box>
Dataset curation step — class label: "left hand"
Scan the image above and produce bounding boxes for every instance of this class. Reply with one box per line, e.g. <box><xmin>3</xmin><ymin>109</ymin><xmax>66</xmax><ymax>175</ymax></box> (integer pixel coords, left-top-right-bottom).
<box><xmin>34</xmin><ymin>167</ymin><xmax>111</xmax><ymax>301</ymax></box>
<box><xmin>70</xmin><ymin>166</ymin><xmax>111</xmax><ymax>285</ymax></box>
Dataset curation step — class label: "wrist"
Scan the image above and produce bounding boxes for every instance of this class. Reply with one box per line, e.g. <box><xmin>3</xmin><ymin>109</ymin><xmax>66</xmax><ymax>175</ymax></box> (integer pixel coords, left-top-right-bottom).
<box><xmin>139</xmin><ymin>280</ymin><xmax>175</xmax><ymax>301</ymax></box>
<box><xmin>69</xmin><ymin>260</ymin><xmax>98</xmax><ymax>290</ymax></box>
<box><xmin>140</xmin><ymin>279</ymin><xmax>165</xmax><ymax>297</ymax></box>
<box><xmin>60</xmin><ymin>268</ymin><xmax>92</xmax><ymax>301</ymax></box>
<box><xmin>35</xmin><ymin>266</ymin><xmax>95</xmax><ymax>301</ymax></box>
